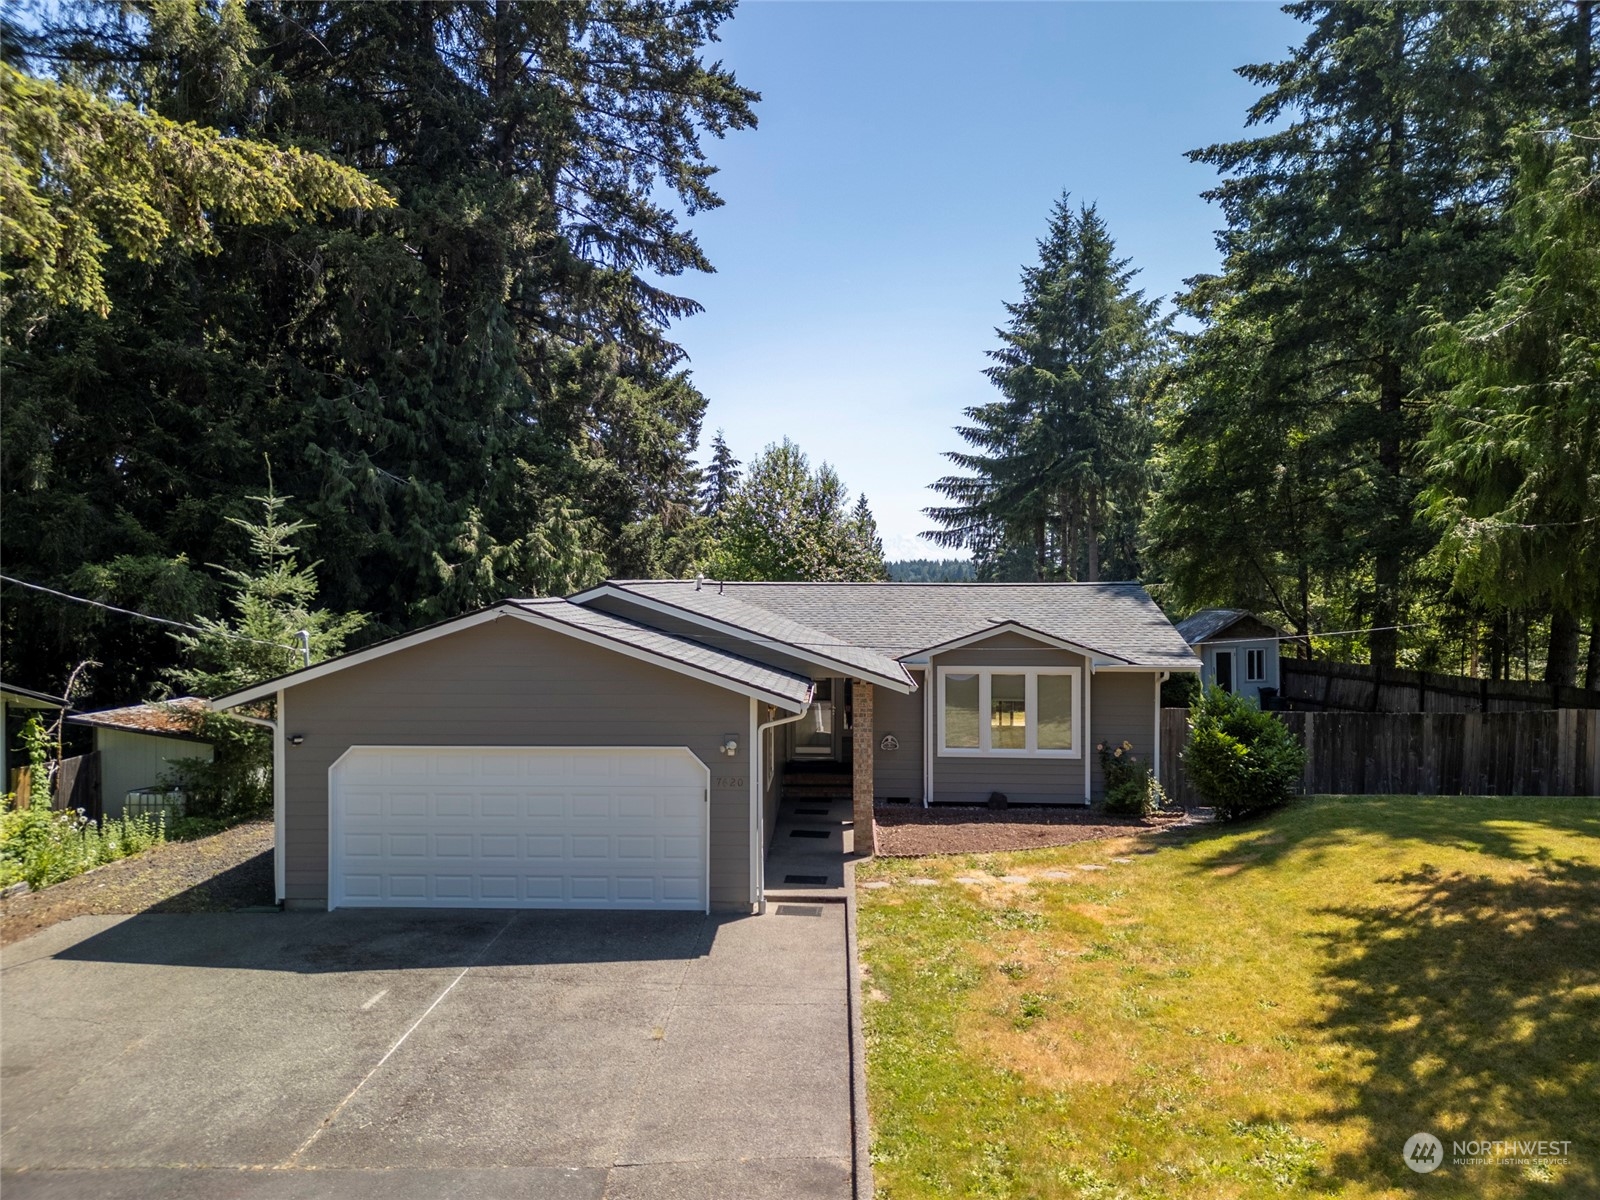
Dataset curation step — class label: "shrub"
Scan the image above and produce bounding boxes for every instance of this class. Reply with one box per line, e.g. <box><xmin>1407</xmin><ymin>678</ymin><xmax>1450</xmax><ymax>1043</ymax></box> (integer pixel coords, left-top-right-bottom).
<box><xmin>1098</xmin><ymin>740</ymin><xmax>1164</xmax><ymax>817</ymax></box>
<box><xmin>160</xmin><ymin>710</ymin><xmax>271</xmax><ymax>824</ymax></box>
<box><xmin>1183</xmin><ymin>687</ymin><xmax>1305</xmax><ymax>820</ymax></box>
<box><xmin>0</xmin><ymin>803</ymin><xmax>165</xmax><ymax>890</ymax></box>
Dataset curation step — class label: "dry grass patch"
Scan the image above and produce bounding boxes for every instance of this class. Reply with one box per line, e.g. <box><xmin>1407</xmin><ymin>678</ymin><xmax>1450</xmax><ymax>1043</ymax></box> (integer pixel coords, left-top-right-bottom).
<box><xmin>857</xmin><ymin>795</ymin><xmax>1600</xmax><ymax>1199</ymax></box>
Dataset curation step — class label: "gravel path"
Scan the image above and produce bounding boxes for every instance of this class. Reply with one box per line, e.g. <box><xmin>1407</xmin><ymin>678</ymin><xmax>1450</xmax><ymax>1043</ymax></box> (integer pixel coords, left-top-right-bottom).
<box><xmin>0</xmin><ymin>821</ymin><xmax>273</xmax><ymax>947</ymax></box>
<box><xmin>872</xmin><ymin>804</ymin><xmax>1206</xmax><ymax>856</ymax></box>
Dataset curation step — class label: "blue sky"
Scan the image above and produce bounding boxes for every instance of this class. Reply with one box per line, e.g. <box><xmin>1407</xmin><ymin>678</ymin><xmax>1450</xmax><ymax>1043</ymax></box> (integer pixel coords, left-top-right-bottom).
<box><xmin>669</xmin><ymin>1</ymin><xmax>1303</xmax><ymax>559</ymax></box>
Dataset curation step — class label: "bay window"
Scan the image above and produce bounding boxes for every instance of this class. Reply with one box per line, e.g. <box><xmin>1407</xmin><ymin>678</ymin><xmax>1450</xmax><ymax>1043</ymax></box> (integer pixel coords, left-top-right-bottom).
<box><xmin>937</xmin><ymin>667</ymin><xmax>1080</xmax><ymax>757</ymax></box>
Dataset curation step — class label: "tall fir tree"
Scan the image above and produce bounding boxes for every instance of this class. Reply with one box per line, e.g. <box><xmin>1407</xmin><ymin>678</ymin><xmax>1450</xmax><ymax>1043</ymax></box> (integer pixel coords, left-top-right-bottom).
<box><xmin>1422</xmin><ymin>123</ymin><xmax>1600</xmax><ymax>686</ymax></box>
<box><xmin>1155</xmin><ymin>1</ymin><xmax>1579</xmax><ymax>667</ymax></box>
<box><xmin>700</xmin><ymin>430</ymin><xmax>742</xmax><ymax>518</ymax></box>
<box><xmin>925</xmin><ymin>196</ymin><xmax>1164</xmax><ymax>581</ymax></box>
<box><xmin>2</xmin><ymin>1</ymin><xmax>757</xmax><ymax>704</ymax></box>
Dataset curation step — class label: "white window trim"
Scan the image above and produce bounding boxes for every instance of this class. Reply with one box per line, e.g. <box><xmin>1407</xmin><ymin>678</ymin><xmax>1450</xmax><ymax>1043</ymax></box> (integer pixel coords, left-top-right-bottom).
<box><xmin>1246</xmin><ymin>648</ymin><xmax>1267</xmax><ymax>682</ymax></box>
<box><xmin>936</xmin><ymin>666</ymin><xmax>1082</xmax><ymax>758</ymax></box>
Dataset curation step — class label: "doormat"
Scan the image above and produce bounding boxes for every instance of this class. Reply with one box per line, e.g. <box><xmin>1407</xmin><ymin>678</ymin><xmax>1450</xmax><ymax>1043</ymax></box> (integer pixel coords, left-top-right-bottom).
<box><xmin>775</xmin><ymin>904</ymin><xmax>823</xmax><ymax>917</ymax></box>
<box><xmin>790</xmin><ymin>829</ymin><xmax>830</xmax><ymax>838</ymax></box>
<box><xmin>784</xmin><ymin>874</ymin><xmax>829</xmax><ymax>885</ymax></box>
<box><xmin>795</xmin><ymin>807</ymin><xmax>829</xmax><ymax>815</ymax></box>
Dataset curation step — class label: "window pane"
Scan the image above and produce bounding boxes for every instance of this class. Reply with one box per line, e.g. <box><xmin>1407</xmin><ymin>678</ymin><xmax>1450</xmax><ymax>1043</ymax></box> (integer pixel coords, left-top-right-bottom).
<box><xmin>1038</xmin><ymin>674</ymin><xmax>1074</xmax><ymax>750</ymax></box>
<box><xmin>944</xmin><ymin>673</ymin><xmax>979</xmax><ymax>748</ymax></box>
<box><xmin>990</xmin><ymin>674</ymin><xmax>1027</xmax><ymax>749</ymax></box>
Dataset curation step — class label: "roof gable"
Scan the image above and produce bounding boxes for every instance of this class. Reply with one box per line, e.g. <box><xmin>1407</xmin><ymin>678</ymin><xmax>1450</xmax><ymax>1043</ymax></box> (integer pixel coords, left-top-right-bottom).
<box><xmin>210</xmin><ymin>602</ymin><xmax>815</xmax><ymax>712</ymax></box>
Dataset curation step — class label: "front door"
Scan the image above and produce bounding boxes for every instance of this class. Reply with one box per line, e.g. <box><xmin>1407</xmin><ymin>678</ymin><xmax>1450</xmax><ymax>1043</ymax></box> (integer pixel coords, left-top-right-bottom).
<box><xmin>1215</xmin><ymin>651</ymin><xmax>1234</xmax><ymax>693</ymax></box>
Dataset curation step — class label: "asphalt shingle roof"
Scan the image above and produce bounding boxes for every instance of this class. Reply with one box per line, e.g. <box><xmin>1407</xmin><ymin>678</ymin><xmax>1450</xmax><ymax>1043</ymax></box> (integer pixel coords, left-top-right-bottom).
<box><xmin>602</xmin><ymin>581</ymin><xmax>1198</xmax><ymax>670</ymax></box>
<box><xmin>512</xmin><ymin>598</ymin><xmax>816</xmax><ymax>707</ymax></box>
<box><xmin>1174</xmin><ymin>608</ymin><xmax>1272</xmax><ymax>645</ymax></box>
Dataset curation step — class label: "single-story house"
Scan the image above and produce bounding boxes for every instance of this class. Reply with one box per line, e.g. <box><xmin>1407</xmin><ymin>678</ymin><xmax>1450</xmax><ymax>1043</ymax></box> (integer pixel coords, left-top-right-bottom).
<box><xmin>2</xmin><ymin>682</ymin><xmax>68</xmax><ymax>792</ymax></box>
<box><xmin>67</xmin><ymin>698</ymin><xmax>214</xmax><ymax>817</ymax></box>
<box><xmin>1175</xmin><ymin>608</ymin><xmax>1284</xmax><ymax>704</ymax></box>
<box><xmin>211</xmin><ymin>580</ymin><xmax>1199</xmax><ymax>914</ymax></box>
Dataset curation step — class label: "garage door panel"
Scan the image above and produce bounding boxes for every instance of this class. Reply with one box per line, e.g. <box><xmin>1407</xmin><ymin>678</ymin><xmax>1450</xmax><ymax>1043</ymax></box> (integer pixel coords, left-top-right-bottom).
<box><xmin>331</xmin><ymin>748</ymin><xmax>708</xmax><ymax>911</ymax></box>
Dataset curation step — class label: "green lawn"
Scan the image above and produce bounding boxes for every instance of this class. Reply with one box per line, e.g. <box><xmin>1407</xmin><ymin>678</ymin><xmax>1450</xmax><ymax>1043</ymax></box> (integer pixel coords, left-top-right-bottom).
<box><xmin>856</xmin><ymin>796</ymin><xmax>1600</xmax><ymax>1199</ymax></box>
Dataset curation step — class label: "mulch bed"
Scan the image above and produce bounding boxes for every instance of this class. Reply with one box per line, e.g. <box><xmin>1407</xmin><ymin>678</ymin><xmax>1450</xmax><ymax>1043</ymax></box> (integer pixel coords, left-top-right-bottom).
<box><xmin>872</xmin><ymin>803</ymin><xmax>1206</xmax><ymax>856</ymax></box>
<box><xmin>0</xmin><ymin>820</ymin><xmax>274</xmax><ymax>948</ymax></box>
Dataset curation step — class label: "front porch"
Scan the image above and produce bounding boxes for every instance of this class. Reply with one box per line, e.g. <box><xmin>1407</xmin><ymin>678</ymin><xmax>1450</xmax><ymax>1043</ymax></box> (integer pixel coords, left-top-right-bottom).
<box><xmin>762</xmin><ymin>763</ymin><xmax>860</xmax><ymax>904</ymax></box>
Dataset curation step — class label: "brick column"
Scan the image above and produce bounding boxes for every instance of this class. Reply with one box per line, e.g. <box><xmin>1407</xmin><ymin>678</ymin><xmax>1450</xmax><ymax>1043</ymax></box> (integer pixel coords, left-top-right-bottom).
<box><xmin>852</xmin><ymin>680</ymin><xmax>874</xmax><ymax>857</ymax></box>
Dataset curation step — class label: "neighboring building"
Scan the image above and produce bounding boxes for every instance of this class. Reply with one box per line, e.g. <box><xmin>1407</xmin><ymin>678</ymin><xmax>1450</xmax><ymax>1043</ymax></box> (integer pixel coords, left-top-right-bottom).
<box><xmin>212</xmin><ymin>580</ymin><xmax>1199</xmax><ymax>914</ymax></box>
<box><xmin>1175</xmin><ymin>609</ymin><xmax>1285</xmax><ymax>704</ymax></box>
<box><xmin>67</xmin><ymin>698</ymin><xmax>214</xmax><ymax>817</ymax></box>
<box><xmin>1</xmin><ymin>683</ymin><xmax>68</xmax><ymax>792</ymax></box>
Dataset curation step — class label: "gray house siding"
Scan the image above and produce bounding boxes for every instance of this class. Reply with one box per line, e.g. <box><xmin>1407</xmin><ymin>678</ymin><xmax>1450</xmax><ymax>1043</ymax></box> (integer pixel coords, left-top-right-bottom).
<box><xmin>279</xmin><ymin>614</ymin><xmax>753</xmax><ymax>911</ymax></box>
<box><xmin>929</xmin><ymin>633</ymin><xmax>1090</xmax><ymax>805</ymax></box>
<box><xmin>873</xmin><ymin>669</ymin><xmax>924</xmax><ymax>801</ymax></box>
<box><xmin>1087</xmin><ymin>672</ymin><xmax>1160</xmax><ymax>796</ymax></box>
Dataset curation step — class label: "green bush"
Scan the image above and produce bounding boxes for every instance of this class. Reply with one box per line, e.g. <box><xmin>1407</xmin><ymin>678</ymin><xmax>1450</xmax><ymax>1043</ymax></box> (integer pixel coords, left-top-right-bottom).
<box><xmin>0</xmin><ymin>803</ymin><xmax>165</xmax><ymax>890</ymax></box>
<box><xmin>1183</xmin><ymin>687</ymin><xmax>1305</xmax><ymax>820</ymax></box>
<box><xmin>1098</xmin><ymin>739</ymin><xmax>1164</xmax><ymax>817</ymax></box>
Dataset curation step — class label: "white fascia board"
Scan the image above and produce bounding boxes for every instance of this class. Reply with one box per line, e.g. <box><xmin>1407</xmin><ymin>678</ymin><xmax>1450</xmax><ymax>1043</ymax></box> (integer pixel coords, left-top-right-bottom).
<box><xmin>1094</xmin><ymin>662</ymin><xmax>1201</xmax><ymax>673</ymax></box>
<box><xmin>900</xmin><ymin>621</ymin><xmax>1131</xmax><ymax>667</ymax></box>
<box><xmin>212</xmin><ymin>604</ymin><xmax>813</xmax><ymax>714</ymax></box>
<box><xmin>577</xmin><ymin>584</ymin><xmax>916</xmax><ymax>693</ymax></box>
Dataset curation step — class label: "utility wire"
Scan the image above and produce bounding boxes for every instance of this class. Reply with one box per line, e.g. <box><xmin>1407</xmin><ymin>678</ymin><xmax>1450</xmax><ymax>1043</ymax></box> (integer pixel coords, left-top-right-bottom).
<box><xmin>1200</xmin><ymin>623</ymin><xmax>1428</xmax><ymax>647</ymax></box>
<box><xmin>1</xmin><ymin>574</ymin><xmax>303</xmax><ymax>655</ymax></box>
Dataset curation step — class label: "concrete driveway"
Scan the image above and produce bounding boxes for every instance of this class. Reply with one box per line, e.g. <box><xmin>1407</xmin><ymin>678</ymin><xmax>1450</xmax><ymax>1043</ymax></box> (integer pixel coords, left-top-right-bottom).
<box><xmin>0</xmin><ymin>906</ymin><xmax>854</xmax><ymax>1199</ymax></box>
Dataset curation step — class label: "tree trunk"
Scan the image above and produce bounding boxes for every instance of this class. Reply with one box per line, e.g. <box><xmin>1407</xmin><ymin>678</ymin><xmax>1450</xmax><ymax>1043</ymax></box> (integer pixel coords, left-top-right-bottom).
<box><xmin>1546</xmin><ymin>606</ymin><xmax>1582</xmax><ymax>686</ymax></box>
<box><xmin>1084</xmin><ymin>491</ymin><xmax>1100</xmax><ymax>583</ymax></box>
<box><xmin>1033</xmin><ymin>518</ymin><xmax>1047</xmax><ymax>582</ymax></box>
<box><xmin>1488</xmin><ymin>611</ymin><xmax>1508</xmax><ymax>681</ymax></box>
<box><xmin>1585</xmin><ymin>616</ymin><xmax>1600</xmax><ymax>690</ymax></box>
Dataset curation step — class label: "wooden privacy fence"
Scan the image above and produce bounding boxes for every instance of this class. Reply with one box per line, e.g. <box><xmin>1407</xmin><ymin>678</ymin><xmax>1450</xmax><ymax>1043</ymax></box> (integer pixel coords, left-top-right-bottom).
<box><xmin>1159</xmin><ymin>708</ymin><xmax>1600</xmax><ymax>804</ymax></box>
<box><xmin>52</xmin><ymin>752</ymin><xmax>102</xmax><ymax>822</ymax></box>
<box><xmin>1278</xmin><ymin>657</ymin><xmax>1600</xmax><ymax>714</ymax></box>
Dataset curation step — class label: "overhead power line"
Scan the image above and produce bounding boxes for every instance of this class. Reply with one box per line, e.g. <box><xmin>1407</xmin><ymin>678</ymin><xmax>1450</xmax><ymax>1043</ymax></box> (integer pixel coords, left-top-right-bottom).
<box><xmin>1</xmin><ymin>574</ymin><xmax>306</xmax><ymax>658</ymax></box>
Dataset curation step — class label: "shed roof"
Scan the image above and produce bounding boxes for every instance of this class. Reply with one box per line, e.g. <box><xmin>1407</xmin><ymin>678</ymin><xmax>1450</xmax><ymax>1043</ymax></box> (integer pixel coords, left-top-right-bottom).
<box><xmin>1174</xmin><ymin>608</ymin><xmax>1284</xmax><ymax>645</ymax></box>
<box><xmin>68</xmin><ymin>697</ymin><xmax>210</xmax><ymax>740</ymax></box>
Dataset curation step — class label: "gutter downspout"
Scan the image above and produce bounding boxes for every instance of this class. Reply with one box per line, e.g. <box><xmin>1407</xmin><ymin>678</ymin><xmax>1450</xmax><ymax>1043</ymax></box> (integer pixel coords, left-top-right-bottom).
<box><xmin>210</xmin><ymin>700</ymin><xmax>284</xmax><ymax>906</ymax></box>
<box><xmin>755</xmin><ymin>694</ymin><xmax>814</xmax><ymax>914</ymax></box>
<box><xmin>1154</xmin><ymin>672</ymin><xmax>1169</xmax><ymax>791</ymax></box>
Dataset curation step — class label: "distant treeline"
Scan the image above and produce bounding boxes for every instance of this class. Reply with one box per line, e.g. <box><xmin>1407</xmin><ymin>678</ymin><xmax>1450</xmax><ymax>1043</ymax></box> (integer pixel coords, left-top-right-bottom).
<box><xmin>887</xmin><ymin>559</ymin><xmax>976</xmax><ymax>583</ymax></box>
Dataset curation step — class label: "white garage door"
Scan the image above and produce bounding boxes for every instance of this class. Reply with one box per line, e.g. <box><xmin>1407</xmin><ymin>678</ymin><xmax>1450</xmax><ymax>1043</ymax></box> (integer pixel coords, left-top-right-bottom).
<box><xmin>329</xmin><ymin>747</ymin><xmax>708</xmax><ymax>911</ymax></box>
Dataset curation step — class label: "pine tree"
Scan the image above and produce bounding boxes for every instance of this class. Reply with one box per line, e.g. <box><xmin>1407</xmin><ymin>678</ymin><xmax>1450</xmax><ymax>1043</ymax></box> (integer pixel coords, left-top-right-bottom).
<box><xmin>925</xmin><ymin>196</ymin><xmax>1164</xmax><ymax>581</ymax></box>
<box><xmin>708</xmin><ymin>440</ymin><xmax>888</xmax><ymax>581</ymax></box>
<box><xmin>1422</xmin><ymin>123</ymin><xmax>1600</xmax><ymax>686</ymax></box>
<box><xmin>1171</xmin><ymin>2</ymin><xmax>1576</xmax><ymax>667</ymax></box>
<box><xmin>2</xmin><ymin>1</ymin><xmax>757</xmax><ymax>703</ymax></box>
<box><xmin>700</xmin><ymin>431</ymin><xmax>742</xmax><ymax>518</ymax></box>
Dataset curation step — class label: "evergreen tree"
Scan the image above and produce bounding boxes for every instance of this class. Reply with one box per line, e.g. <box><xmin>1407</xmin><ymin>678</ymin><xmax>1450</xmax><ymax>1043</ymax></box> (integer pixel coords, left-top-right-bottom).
<box><xmin>700</xmin><ymin>430</ymin><xmax>742</xmax><ymax>518</ymax></box>
<box><xmin>1422</xmin><ymin>123</ymin><xmax>1600</xmax><ymax>686</ymax></box>
<box><xmin>708</xmin><ymin>440</ymin><xmax>888</xmax><ymax>581</ymax></box>
<box><xmin>2</xmin><ymin>1</ymin><xmax>757</xmax><ymax>705</ymax></box>
<box><xmin>1166</xmin><ymin>2</ymin><xmax>1576</xmax><ymax>667</ymax></box>
<box><xmin>925</xmin><ymin>197</ymin><xmax>1164</xmax><ymax>581</ymax></box>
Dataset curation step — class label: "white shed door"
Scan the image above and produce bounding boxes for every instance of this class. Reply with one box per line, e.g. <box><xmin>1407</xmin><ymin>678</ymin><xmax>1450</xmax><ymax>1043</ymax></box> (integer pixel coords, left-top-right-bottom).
<box><xmin>329</xmin><ymin>747</ymin><xmax>708</xmax><ymax>911</ymax></box>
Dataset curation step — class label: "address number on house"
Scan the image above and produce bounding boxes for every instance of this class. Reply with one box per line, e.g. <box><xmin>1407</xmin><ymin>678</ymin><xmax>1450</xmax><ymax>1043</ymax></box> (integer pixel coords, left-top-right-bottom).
<box><xmin>714</xmin><ymin>776</ymin><xmax>746</xmax><ymax>789</ymax></box>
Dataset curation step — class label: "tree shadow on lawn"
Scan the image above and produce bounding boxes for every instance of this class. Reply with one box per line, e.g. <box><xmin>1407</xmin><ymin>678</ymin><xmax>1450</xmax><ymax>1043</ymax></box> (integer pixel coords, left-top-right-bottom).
<box><xmin>1182</xmin><ymin>797</ymin><xmax>1600</xmax><ymax>1193</ymax></box>
<box><xmin>1308</xmin><ymin>858</ymin><xmax>1600</xmax><ymax>1193</ymax></box>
